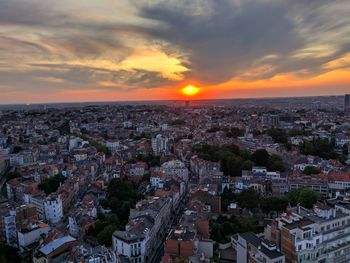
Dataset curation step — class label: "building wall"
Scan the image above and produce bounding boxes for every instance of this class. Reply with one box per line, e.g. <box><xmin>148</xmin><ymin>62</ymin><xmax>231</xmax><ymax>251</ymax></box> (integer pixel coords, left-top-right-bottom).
<box><xmin>165</xmin><ymin>239</ymin><xmax>179</xmax><ymax>256</ymax></box>
<box><xmin>113</xmin><ymin>236</ymin><xmax>147</xmax><ymax>263</ymax></box>
<box><xmin>44</xmin><ymin>197</ymin><xmax>63</xmax><ymax>224</ymax></box>
<box><xmin>179</xmin><ymin>240</ymin><xmax>195</xmax><ymax>259</ymax></box>
<box><xmin>196</xmin><ymin>218</ymin><xmax>210</xmax><ymax>239</ymax></box>
<box><xmin>197</xmin><ymin>240</ymin><xmax>213</xmax><ymax>258</ymax></box>
<box><xmin>18</xmin><ymin>225</ymin><xmax>50</xmax><ymax>251</ymax></box>
<box><xmin>281</xmin><ymin>228</ymin><xmax>297</xmax><ymax>263</ymax></box>
<box><xmin>237</xmin><ymin>236</ymin><xmax>248</xmax><ymax>263</ymax></box>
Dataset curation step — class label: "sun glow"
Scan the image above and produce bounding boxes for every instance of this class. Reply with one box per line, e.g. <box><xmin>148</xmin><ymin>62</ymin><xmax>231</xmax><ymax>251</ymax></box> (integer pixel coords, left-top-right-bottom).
<box><xmin>181</xmin><ymin>85</ymin><xmax>201</xmax><ymax>96</ymax></box>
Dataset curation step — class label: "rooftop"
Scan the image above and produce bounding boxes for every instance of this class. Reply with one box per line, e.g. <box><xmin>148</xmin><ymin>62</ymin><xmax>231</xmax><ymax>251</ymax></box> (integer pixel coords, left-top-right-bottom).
<box><xmin>39</xmin><ymin>235</ymin><xmax>76</xmax><ymax>256</ymax></box>
<box><xmin>240</xmin><ymin>232</ymin><xmax>284</xmax><ymax>260</ymax></box>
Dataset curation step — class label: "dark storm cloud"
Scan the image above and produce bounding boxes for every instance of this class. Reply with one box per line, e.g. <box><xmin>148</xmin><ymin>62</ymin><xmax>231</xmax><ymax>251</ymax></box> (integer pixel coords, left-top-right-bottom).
<box><xmin>137</xmin><ymin>0</ymin><xmax>350</xmax><ymax>82</ymax></box>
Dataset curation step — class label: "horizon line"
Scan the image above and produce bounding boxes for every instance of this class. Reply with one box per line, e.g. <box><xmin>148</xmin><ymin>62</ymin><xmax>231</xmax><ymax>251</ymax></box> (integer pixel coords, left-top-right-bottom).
<box><xmin>0</xmin><ymin>93</ymin><xmax>346</xmax><ymax>107</ymax></box>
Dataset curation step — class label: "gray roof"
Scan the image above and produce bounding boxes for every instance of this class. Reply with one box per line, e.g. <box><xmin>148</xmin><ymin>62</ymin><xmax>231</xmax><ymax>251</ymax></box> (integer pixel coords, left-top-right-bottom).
<box><xmin>39</xmin><ymin>235</ymin><xmax>76</xmax><ymax>255</ymax></box>
<box><xmin>113</xmin><ymin>230</ymin><xmax>145</xmax><ymax>243</ymax></box>
<box><xmin>240</xmin><ymin>232</ymin><xmax>284</xmax><ymax>260</ymax></box>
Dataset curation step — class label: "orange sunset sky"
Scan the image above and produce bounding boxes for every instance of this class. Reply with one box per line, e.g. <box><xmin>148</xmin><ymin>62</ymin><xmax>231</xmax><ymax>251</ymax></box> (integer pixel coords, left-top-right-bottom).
<box><xmin>0</xmin><ymin>0</ymin><xmax>350</xmax><ymax>104</ymax></box>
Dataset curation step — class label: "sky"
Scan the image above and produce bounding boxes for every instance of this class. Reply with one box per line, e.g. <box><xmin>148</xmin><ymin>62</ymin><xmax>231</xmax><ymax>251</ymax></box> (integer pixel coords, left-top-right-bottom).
<box><xmin>0</xmin><ymin>0</ymin><xmax>350</xmax><ymax>104</ymax></box>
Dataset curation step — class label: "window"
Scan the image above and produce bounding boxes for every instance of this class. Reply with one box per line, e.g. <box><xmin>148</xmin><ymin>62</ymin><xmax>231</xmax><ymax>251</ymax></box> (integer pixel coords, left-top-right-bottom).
<box><xmin>303</xmin><ymin>231</ymin><xmax>311</xmax><ymax>238</ymax></box>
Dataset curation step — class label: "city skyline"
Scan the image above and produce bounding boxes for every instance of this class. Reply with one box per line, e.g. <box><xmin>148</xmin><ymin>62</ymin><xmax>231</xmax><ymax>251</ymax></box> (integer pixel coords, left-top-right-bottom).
<box><xmin>1</xmin><ymin>0</ymin><xmax>350</xmax><ymax>103</ymax></box>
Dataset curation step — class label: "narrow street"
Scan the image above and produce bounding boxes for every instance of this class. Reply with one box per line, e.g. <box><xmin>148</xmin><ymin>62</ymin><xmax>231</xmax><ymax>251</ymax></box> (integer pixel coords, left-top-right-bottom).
<box><xmin>150</xmin><ymin>192</ymin><xmax>190</xmax><ymax>263</ymax></box>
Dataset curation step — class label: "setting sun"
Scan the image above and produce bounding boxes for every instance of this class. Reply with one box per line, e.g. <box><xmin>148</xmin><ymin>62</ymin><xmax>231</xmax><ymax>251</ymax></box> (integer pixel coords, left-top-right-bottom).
<box><xmin>181</xmin><ymin>85</ymin><xmax>201</xmax><ymax>96</ymax></box>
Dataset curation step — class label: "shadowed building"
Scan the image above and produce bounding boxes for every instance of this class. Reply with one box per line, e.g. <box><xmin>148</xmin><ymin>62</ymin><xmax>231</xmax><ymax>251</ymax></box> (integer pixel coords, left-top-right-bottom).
<box><xmin>345</xmin><ymin>94</ymin><xmax>350</xmax><ymax>112</ymax></box>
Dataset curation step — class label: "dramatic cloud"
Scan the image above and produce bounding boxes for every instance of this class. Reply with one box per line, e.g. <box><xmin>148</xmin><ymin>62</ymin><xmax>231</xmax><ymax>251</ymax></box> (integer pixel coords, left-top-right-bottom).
<box><xmin>0</xmin><ymin>0</ymin><xmax>350</xmax><ymax>103</ymax></box>
<box><xmin>138</xmin><ymin>0</ymin><xmax>350</xmax><ymax>82</ymax></box>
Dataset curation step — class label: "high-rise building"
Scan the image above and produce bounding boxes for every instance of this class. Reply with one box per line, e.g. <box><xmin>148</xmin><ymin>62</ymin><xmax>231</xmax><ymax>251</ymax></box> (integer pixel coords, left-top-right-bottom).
<box><xmin>344</xmin><ymin>94</ymin><xmax>350</xmax><ymax>112</ymax></box>
<box><xmin>151</xmin><ymin>134</ymin><xmax>169</xmax><ymax>155</ymax></box>
<box><xmin>261</xmin><ymin>114</ymin><xmax>280</xmax><ymax>127</ymax></box>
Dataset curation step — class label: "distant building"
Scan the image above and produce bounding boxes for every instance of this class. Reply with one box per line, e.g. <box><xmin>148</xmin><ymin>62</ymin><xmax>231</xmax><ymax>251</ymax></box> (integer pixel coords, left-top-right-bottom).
<box><xmin>123</xmin><ymin>121</ymin><xmax>132</xmax><ymax>128</ymax></box>
<box><xmin>151</xmin><ymin>134</ymin><xmax>168</xmax><ymax>155</ymax></box>
<box><xmin>106</xmin><ymin>140</ymin><xmax>119</xmax><ymax>154</ymax></box>
<box><xmin>262</xmin><ymin>114</ymin><xmax>280</xmax><ymax>127</ymax></box>
<box><xmin>345</xmin><ymin>94</ymin><xmax>350</xmax><ymax>112</ymax></box>
<box><xmin>161</xmin><ymin>160</ymin><xmax>189</xmax><ymax>182</ymax></box>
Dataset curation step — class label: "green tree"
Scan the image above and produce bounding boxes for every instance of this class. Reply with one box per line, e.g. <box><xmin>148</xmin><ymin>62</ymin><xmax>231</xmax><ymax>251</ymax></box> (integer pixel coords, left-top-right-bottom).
<box><xmin>97</xmin><ymin>225</ymin><xmax>116</xmax><ymax>247</ymax></box>
<box><xmin>100</xmin><ymin>178</ymin><xmax>143</xmax><ymax>222</ymax></box>
<box><xmin>39</xmin><ymin>174</ymin><xmax>66</xmax><ymax>195</ymax></box>
<box><xmin>268</xmin><ymin>154</ymin><xmax>285</xmax><ymax>172</ymax></box>
<box><xmin>261</xmin><ymin>197</ymin><xmax>288</xmax><ymax>214</ymax></box>
<box><xmin>267</xmin><ymin>128</ymin><xmax>288</xmax><ymax>144</ymax></box>
<box><xmin>252</xmin><ymin>149</ymin><xmax>270</xmax><ymax>167</ymax></box>
<box><xmin>0</xmin><ymin>242</ymin><xmax>20</xmax><ymax>263</ymax></box>
<box><xmin>12</xmin><ymin>146</ymin><xmax>22</xmax><ymax>154</ymax></box>
<box><xmin>303</xmin><ymin>166</ymin><xmax>321</xmax><ymax>175</ymax></box>
<box><xmin>226</xmin><ymin>128</ymin><xmax>244</xmax><ymax>138</ymax></box>
<box><xmin>236</xmin><ymin>188</ymin><xmax>260</xmax><ymax>210</ymax></box>
<box><xmin>221</xmin><ymin>188</ymin><xmax>236</xmax><ymax>212</ymax></box>
<box><xmin>288</xmin><ymin>188</ymin><xmax>321</xmax><ymax>209</ymax></box>
<box><xmin>241</xmin><ymin>160</ymin><xmax>254</xmax><ymax>171</ymax></box>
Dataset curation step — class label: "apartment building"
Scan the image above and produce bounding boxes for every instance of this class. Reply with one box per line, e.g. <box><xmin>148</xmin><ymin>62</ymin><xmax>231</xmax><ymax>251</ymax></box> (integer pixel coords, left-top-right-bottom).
<box><xmin>113</xmin><ymin>196</ymin><xmax>172</xmax><ymax>263</ymax></box>
<box><xmin>266</xmin><ymin>201</ymin><xmax>350</xmax><ymax>263</ymax></box>
<box><xmin>161</xmin><ymin>160</ymin><xmax>189</xmax><ymax>182</ymax></box>
<box><xmin>288</xmin><ymin>175</ymin><xmax>329</xmax><ymax>197</ymax></box>
<box><xmin>0</xmin><ymin>203</ymin><xmax>38</xmax><ymax>246</ymax></box>
<box><xmin>18</xmin><ymin>223</ymin><xmax>51</xmax><ymax>252</ymax></box>
<box><xmin>44</xmin><ymin>195</ymin><xmax>63</xmax><ymax>224</ymax></box>
<box><xmin>237</xmin><ymin>232</ymin><xmax>285</xmax><ymax>263</ymax></box>
<box><xmin>151</xmin><ymin>134</ymin><xmax>168</xmax><ymax>155</ymax></box>
<box><xmin>0</xmin><ymin>203</ymin><xmax>16</xmax><ymax>246</ymax></box>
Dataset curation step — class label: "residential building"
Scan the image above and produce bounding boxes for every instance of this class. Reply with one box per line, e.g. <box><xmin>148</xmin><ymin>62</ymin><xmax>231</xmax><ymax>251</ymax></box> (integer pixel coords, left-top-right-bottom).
<box><xmin>44</xmin><ymin>196</ymin><xmax>63</xmax><ymax>224</ymax></box>
<box><xmin>266</xmin><ymin>202</ymin><xmax>350</xmax><ymax>263</ymax></box>
<box><xmin>0</xmin><ymin>203</ymin><xmax>16</xmax><ymax>246</ymax></box>
<box><xmin>113</xmin><ymin>196</ymin><xmax>172</xmax><ymax>263</ymax></box>
<box><xmin>262</xmin><ymin>114</ymin><xmax>280</xmax><ymax>127</ymax></box>
<box><xmin>237</xmin><ymin>232</ymin><xmax>285</xmax><ymax>263</ymax></box>
<box><xmin>33</xmin><ymin>235</ymin><xmax>77</xmax><ymax>263</ymax></box>
<box><xmin>151</xmin><ymin>134</ymin><xmax>168</xmax><ymax>155</ymax></box>
<box><xmin>344</xmin><ymin>94</ymin><xmax>350</xmax><ymax>112</ymax></box>
<box><xmin>161</xmin><ymin>160</ymin><xmax>189</xmax><ymax>182</ymax></box>
<box><xmin>18</xmin><ymin>223</ymin><xmax>51</xmax><ymax>252</ymax></box>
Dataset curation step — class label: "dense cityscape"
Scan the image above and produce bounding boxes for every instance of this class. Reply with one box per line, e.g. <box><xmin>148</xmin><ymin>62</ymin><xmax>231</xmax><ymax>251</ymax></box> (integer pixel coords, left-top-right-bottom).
<box><xmin>0</xmin><ymin>95</ymin><xmax>349</xmax><ymax>263</ymax></box>
<box><xmin>2</xmin><ymin>0</ymin><xmax>350</xmax><ymax>262</ymax></box>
